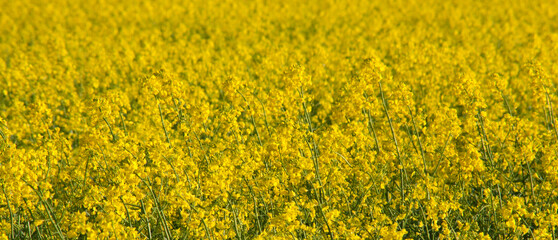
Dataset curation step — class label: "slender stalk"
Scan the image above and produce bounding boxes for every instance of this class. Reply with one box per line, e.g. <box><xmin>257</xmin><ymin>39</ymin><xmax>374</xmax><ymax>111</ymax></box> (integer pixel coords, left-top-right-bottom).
<box><xmin>188</xmin><ymin>203</ymin><xmax>213</xmax><ymax>240</ymax></box>
<box><xmin>23</xmin><ymin>198</ymin><xmax>43</xmax><ymax>239</ymax></box>
<box><xmin>103</xmin><ymin>117</ymin><xmax>118</xmax><ymax>142</ymax></box>
<box><xmin>432</xmin><ymin>134</ymin><xmax>452</xmax><ymax>176</ymax></box>
<box><xmin>300</xmin><ymin>87</ymin><xmax>325</xmax><ymax>203</ymax></box>
<box><xmin>250</xmin><ymin>115</ymin><xmax>263</xmax><ymax>146</ymax></box>
<box><xmin>419</xmin><ymin>203</ymin><xmax>431</xmax><ymax>240</ymax></box>
<box><xmin>477</xmin><ymin>111</ymin><xmax>495</xmax><ymax>167</ymax></box>
<box><xmin>544</xmin><ymin>91</ymin><xmax>558</xmax><ymax>140</ymax></box>
<box><xmin>83</xmin><ymin>156</ymin><xmax>90</xmax><ymax>190</ymax></box>
<box><xmin>193</xmin><ymin>132</ymin><xmax>210</xmax><ymax>165</ymax></box>
<box><xmin>407</xmin><ymin>105</ymin><xmax>430</xmax><ymax>200</ymax></box>
<box><xmin>23</xmin><ymin>180</ymin><xmax>65</xmax><ymax>240</ymax></box>
<box><xmin>255</xmin><ymin>96</ymin><xmax>272</xmax><ymax>136</ymax></box>
<box><xmin>243</xmin><ymin>178</ymin><xmax>262</xmax><ymax>234</ymax></box>
<box><xmin>231</xmin><ymin>206</ymin><xmax>243</xmax><ymax>240</ymax></box>
<box><xmin>333</xmin><ymin>151</ymin><xmax>352</xmax><ymax>167</ymax></box>
<box><xmin>137</xmin><ymin>175</ymin><xmax>173</xmax><ymax>240</ymax></box>
<box><xmin>305</xmin><ymin>138</ymin><xmax>324</xmax><ymax>199</ymax></box>
<box><xmin>149</xmin><ymin>178</ymin><xmax>173</xmax><ymax>240</ymax></box>
<box><xmin>27</xmin><ymin>221</ymin><xmax>32</xmax><ymax>239</ymax></box>
<box><xmin>0</xmin><ymin>128</ymin><xmax>6</xmax><ymax>151</ymax></box>
<box><xmin>163</xmin><ymin>156</ymin><xmax>180</xmax><ymax>183</ymax></box>
<box><xmin>379</xmin><ymin>81</ymin><xmax>405</xmax><ymax>202</ymax></box>
<box><xmin>526</xmin><ymin>159</ymin><xmax>537</xmax><ymax>205</ymax></box>
<box><xmin>159</xmin><ymin>103</ymin><xmax>173</xmax><ymax>148</ymax></box>
<box><xmin>237</xmin><ymin>90</ymin><xmax>265</xmax><ymax>147</ymax></box>
<box><xmin>313</xmin><ymin>185</ymin><xmax>334</xmax><ymax>240</ymax></box>
<box><xmin>120</xmin><ymin>196</ymin><xmax>133</xmax><ymax>228</ymax></box>
<box><xmin>201</xmin><ymin>219</ymin><xmax>212</xmax><ymax>240</ymax></box>
<box><xmin>499</xmin><ymin>90</ymin><xmax>513</xmax><ymax>116</ymax></box>
<box><xmin>2</xmin><ymin>184</ymin><xmax>14</xmax><ymax>239</ymax></box>
<box><xmin>140</xmin><ymin>199</ymin><xmax>153</xmax><ymax>240</ymax></box>
<box><xmin>298</xmin><ymin>86</ymin><xmax>334</xmax><ymax>239</ymax></box>
<box><xmin>119</xmin><ymin>111</ymin><xmax>128</xmax><ymax>135</ymax></box>
<box><xmin>366</xmin><ymin>109</ymin><xmax>381</xmax><ymax>153</ymax></box>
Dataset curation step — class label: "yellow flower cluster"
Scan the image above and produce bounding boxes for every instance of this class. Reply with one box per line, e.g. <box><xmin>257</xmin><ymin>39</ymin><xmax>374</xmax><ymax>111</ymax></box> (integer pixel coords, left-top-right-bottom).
<box><xmin>2</xmin><ymin>0</ymin><xmax>558</xmax><ymax>239</ymax></box>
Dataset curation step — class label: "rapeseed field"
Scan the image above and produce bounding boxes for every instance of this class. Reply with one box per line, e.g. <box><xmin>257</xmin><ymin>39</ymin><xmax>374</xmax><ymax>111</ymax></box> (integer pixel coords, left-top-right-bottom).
<box><xmin>1</xmin><ymin>0</ymin><xmax>558</xmax><ymax>239</ymax></box>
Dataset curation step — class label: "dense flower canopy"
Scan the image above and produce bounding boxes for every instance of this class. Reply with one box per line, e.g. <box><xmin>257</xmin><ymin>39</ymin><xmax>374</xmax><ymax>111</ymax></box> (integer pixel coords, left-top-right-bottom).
<box><xmin>1</xmin><ymin>0</ymin><xmax>558</xmax><ymax>239</ymax></box>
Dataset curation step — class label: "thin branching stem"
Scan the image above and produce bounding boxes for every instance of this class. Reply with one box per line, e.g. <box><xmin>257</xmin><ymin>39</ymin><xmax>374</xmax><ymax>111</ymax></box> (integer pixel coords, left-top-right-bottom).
<box><xmin>379</xmin><ymin>81</ymin><xmax>405</xmax><ymax>202</ymax></box>
<box><xmin>407</xmin><ymin>105</ymin><xmax>430</xmax><ymax>200</ymax></box>
<box><xmin>159</xmin><ymin>103</ymin><xmax>173</xmax><ymax>149</ymax></box>
<box><xmin>2</xmin><ymin>184</ymin><xmax>14</xmax><ymax>239</ymax></box>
